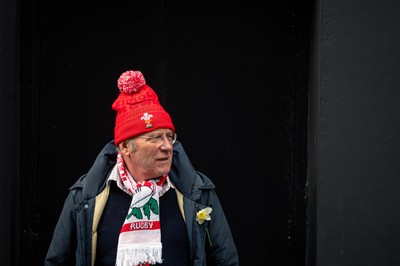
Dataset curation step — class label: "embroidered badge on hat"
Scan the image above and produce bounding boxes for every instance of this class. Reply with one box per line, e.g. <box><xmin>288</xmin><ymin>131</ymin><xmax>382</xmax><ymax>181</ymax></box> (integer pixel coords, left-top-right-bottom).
<box><xmin>141</xmin><ymin>112</ymin><xmax>153</xmax><ymax>128</ymax></box>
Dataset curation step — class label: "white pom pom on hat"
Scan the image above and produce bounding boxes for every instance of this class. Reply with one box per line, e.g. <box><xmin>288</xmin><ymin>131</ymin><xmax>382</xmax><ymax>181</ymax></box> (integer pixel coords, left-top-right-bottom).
<box><xmin>117</xmin><ymin>70</ymin><xmax>146</xmax><ymax>93</ymax></box>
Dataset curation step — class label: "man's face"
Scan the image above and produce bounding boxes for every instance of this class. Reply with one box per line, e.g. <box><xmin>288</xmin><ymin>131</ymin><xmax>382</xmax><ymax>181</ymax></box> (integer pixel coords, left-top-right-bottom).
<box><xmin>125</xmin><ymin>128</ymin><xmax>175</xmax><ymax>181</ymax></box>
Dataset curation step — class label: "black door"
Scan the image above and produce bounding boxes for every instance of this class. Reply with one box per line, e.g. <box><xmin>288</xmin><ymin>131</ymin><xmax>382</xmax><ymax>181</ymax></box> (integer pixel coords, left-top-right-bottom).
<box><xmin>16</xmin><ymin>1</ymin><xmax>311</xmax><ymax>265</ymax></box>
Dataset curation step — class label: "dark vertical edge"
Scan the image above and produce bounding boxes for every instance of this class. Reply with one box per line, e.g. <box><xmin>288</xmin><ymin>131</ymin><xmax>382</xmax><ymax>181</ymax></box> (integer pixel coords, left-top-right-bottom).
<box><xmin>0</xmin><ymin>0</ymin><xmax>18</xmax><ymax>265</ymax></box>
<box><xmin>288</xmin><ymin>0</ymin><xmax>313</xmax><ymax>265</ymax></box>
<box><xmin>305</xmin><ymin>0</ymin><xmax>320</xmax><ymax>265</ymax></box>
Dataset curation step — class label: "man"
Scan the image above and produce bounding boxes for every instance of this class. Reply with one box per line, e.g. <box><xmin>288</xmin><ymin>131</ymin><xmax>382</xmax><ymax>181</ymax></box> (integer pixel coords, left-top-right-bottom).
<box><xmin>45</xmin><ymin>69</ymin><xmax>239</xmax><ymax>265</ymax></box>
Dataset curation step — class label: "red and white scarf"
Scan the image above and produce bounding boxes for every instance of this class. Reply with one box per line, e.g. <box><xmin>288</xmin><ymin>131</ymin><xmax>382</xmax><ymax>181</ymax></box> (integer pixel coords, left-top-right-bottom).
<box><xmin>114</xmin><ymin>152</ymin><xmax>170</xmax><ymax>265</ymax></box>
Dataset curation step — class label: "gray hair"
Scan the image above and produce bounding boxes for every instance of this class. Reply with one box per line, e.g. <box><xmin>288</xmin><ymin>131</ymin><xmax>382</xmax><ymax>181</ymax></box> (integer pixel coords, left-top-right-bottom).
<box><xmin>116</xmin><ymin>137</ymin><xmax>137</xmax><ymax>153</ymax></box>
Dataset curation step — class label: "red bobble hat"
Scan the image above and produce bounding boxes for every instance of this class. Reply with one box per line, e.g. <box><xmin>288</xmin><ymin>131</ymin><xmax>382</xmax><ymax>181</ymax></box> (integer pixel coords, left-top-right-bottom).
<box><xmin>112</xmin><ymin>70</ymin><xmax>175</xmax><ymax>145</ymax></box>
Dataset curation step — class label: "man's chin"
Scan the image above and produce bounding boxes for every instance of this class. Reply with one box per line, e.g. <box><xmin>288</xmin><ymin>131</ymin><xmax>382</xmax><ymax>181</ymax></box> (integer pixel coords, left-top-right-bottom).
<box><xmin>155</xmin><ymin>165</ymin><xmax>171</xmax><ymax>176</ymax></box>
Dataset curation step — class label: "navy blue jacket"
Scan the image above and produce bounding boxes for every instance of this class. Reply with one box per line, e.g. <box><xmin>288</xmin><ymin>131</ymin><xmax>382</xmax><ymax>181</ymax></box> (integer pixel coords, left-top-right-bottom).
<box><xmin>44</xmin><ymin>140</ymin><xmax>239</xmax><ymax>266</ymax></box>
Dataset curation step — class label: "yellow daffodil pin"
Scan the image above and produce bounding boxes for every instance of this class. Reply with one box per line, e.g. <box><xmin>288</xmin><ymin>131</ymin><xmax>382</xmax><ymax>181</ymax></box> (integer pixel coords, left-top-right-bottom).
<box><xmin>196</xmin><ymin>207</ymin><xmax>212</xmax><ymax>224</ymax></box>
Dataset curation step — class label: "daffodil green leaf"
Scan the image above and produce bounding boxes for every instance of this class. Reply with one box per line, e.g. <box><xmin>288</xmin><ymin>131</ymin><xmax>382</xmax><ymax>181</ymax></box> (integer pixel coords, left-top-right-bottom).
<box><xmin>148</xmin><ymin>197</ymin><xmax>159</xmax><ymax>215</ymax></box>
<box><xmin>128</xmin><ymin>207</ymin><xmax>142</xmax><ymax>219</ymax></box>
<box><xmin>143</xmin><ymin>202</ymin><xmax>151</xmax><ymax>220</ymax></box>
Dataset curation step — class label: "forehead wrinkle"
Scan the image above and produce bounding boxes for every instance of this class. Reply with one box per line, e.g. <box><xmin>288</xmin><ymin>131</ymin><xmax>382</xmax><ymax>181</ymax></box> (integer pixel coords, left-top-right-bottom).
<box><xmin>141</xmin><ymin>128</ymin><xmax>172</xmax><ymax>136</ymax></box>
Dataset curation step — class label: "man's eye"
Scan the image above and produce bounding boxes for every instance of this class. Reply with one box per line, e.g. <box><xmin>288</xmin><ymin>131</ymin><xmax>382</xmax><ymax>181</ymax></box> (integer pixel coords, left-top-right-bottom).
<box><xmin>151</xmin><ymin>136</ymin><xmax>162</xmax><ymax>142</ymax></box>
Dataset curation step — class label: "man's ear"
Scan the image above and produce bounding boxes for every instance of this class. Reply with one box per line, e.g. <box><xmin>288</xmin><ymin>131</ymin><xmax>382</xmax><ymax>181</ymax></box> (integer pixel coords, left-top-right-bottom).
<box><xmin>118</xmin><ymin>141</ymin><xmax>130</xmax><ymax>156</ymax></box>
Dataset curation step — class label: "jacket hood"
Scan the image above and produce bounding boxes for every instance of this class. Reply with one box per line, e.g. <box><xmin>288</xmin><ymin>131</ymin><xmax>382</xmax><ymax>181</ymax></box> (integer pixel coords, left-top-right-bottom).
<box><xmin>169</xmin><ymin>141</ymin><xmax>215</xmax><ymax>200</ymax></box>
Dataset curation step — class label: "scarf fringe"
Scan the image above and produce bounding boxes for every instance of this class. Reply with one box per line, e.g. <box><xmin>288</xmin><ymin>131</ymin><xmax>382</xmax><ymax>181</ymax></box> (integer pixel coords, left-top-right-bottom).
<box><xmin>116</xmin><ymin>244</ymin><xmax>163</xmax><ymax>266</ymax></box>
